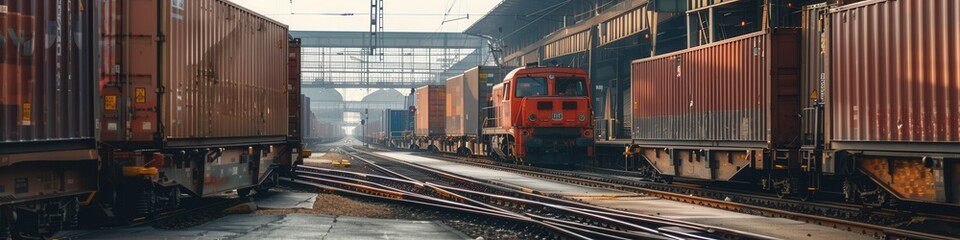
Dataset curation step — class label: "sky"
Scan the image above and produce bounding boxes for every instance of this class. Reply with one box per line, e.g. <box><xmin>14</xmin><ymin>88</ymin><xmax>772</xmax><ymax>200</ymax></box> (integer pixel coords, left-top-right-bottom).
<box><xmin>230</xmin><ymin>0</ymin><xmax>502</xmax><ymax>32</ymax></box>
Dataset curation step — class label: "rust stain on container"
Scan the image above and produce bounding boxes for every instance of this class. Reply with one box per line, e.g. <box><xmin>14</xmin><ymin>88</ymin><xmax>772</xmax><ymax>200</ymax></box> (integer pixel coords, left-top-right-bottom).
<box><xmin>415</xmin><ymin>85</ymin><xmax>446</xmax><ymax>137</ymax></box>
<box><xmin>828</xmin><ymin>0</ymin><xmax>960</xmax><ymax>145</ymax></box>
<box><xmin>632</xmin><ymin>29</ymin><xmax>801</xmax><ymax>147</ymax></box>
<box><xmin>99</xmin><ymin>0</ymin><xmax>289</xmax><ymax>145</ymax></box>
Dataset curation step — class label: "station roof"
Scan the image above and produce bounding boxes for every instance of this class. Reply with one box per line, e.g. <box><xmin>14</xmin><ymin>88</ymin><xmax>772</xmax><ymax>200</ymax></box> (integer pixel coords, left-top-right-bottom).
<box><xmin>464</xmin><ymin>0</ymin><xmax>571</xmax><ymax>37</ymax></box>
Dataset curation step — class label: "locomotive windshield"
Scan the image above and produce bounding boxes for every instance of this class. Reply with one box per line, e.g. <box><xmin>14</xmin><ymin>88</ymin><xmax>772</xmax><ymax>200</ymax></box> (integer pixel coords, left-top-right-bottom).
<box><xmin>556</xmin><ymin>78</ymin><xmax>586</xmax><ymax>97</ymax></box>
<box><xmin>515</xmin><ymin>77</ymin><xmax>547</xmax><ymax>98</ymax></box>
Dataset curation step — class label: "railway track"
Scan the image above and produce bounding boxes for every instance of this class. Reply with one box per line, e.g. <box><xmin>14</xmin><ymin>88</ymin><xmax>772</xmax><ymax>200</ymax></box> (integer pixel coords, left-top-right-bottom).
<box><xmin>287</xmin><ymin>147</ymin><xmax>778</xmax><ymax>240</ymax></box>
<box><xmin>361</xmin><ymin>147</ymin><xmax>957</xmax><ymax>240</ymax></box>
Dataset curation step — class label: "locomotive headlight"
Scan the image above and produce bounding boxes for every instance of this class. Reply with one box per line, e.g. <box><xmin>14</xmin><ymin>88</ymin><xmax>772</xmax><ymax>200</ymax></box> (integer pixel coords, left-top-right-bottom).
<box><xmin>529</xmin><ymin>114</ymin><xmax>537</xmax><ymax>122</ymax></box>
<box><xmin>578</xmin><ymin>114</ymin><xmax>586</xmax><ymax>122</ymax></box>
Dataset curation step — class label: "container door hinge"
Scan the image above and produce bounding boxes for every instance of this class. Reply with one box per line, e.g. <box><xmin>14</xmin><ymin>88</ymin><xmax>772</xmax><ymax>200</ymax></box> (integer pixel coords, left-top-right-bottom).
<box><xmin>157</xmin><ymin>34</ymin><xmax>166</xmax><ymax>43</ymax></box>
<box><xmin>156</xmin><ymin>86</ymin><xmax>166</xmax><ymax>95</ymax></box>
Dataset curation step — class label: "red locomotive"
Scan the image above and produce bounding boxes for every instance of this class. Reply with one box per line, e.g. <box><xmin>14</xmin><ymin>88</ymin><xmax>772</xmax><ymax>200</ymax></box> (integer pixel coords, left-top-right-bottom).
<box><xmin>489</xmin><ymin>67</ymin><xmax>594</xmax><ymax>166</ymax></box>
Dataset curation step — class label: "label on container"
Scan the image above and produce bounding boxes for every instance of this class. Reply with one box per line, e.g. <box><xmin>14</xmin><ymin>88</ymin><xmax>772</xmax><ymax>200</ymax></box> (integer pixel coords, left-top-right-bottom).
<box><xmin>21</xmin><ymin>103</ymin><xmax>32</xmax><ymax>126</ymax></box>
<box><xmin>104</xmin><ymin>95</ymin><xmax>117</xmax><ymax>110</ymax></box>
<box><xmin>135</xmin><ymin>88</ymin><xmax>146</xmax><ymax>103</ymax></box>
<box><xmin>172</xmin><ymin>0</ymin><xmax>185</xmax><ymax>10</ymax></box>
<box><xmin>143</xmin><ymin>122</ymin><xmax>152</xmax><ymax>131</ymax></box>
<box><xmin>0</xmin><ymin>5</ymin><xmax>7</xmax><ymax>14</ymax></box>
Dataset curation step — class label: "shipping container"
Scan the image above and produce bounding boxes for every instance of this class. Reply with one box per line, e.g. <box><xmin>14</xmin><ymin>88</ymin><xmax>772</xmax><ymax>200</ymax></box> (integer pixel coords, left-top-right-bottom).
<box><xmin>445</xmin><ymin>66</ymin><xmax>503</xmax><ymax>136</ymax></box>
<box><xmin>415</xmin><ymin>85</ymin><xmax>446</xmax><ymax>136</ymax></box>
<box><xmin>99</xmin><ymin>0</ymin><xmax>289</xmax><ymax>146</ymax></box>
<box><xmin>382</xmin><ymin>109</ymin><xmax>411</xmax><ymax>138</ymax></box>
<box><xmin>631</xmin><ymin>29</ymin><xmax>801</xmax><ymax>148</ymax></box>
<box><xmin>827</xmin><ymin>0</ymin><xmax>960</xmax><ymax>152</ymax></box>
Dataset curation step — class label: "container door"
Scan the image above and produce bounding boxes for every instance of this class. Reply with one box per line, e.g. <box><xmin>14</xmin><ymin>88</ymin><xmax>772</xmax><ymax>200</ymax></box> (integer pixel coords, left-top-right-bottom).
<box><xmin>99</xmin><ymin>0</ymin><xmax>160</xmax><ymax>142</ymax></box>
<box><xmin>801</xmin><ymin>3</ymin><xmax>828</xmax><ymax>149</ymax></box>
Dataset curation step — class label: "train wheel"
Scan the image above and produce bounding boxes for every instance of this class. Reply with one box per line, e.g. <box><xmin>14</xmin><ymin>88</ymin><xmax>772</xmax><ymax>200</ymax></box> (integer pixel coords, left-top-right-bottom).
<box><xmin>774</xmin><ymin>179</ymin><xmax>792</xmax><ymax>199</ymax></box>
<box><xmin>842</xmin><ymin>178</ymin><xmax>859</xmax><ymax>203</ymax></box>
<box><xmin>798</xmin><ymin>190</ymin><xmax>815</xmax><ymax>202</ymax></box>
<box><xmin>65</xmin><ymin>198</ymin><xmax>80</xmax><ymax>228</ymax></box>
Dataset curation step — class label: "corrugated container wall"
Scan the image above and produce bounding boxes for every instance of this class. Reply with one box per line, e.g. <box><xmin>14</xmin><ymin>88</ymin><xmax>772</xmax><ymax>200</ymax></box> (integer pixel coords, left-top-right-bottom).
<box><xmin>827</xmin><ymin>0</ymin><xmax>960</xmax><ymax>149</ymax></box>
<box><xmin>99</xmin><ymin>0</ymin><xmax>289</xmax><ymax>146</ymax></box>
<box><xmin>1</xmin><ymin>0</ymin><xmax>96</xmax><ymax>152</ymax></box>
<box><xmin>445</xmin><ymin>66</ymin><xmax>501</xmax><ymax>136</ymax></box>
<box><xmin>415</xmin><ymin>85</ymin><xmax>446</xmax><ymax>137</ymax></box>
<box><xmin>632</xmin><ymin>30</ymin><xmax>801</xmax><ymax>147</ymax></box>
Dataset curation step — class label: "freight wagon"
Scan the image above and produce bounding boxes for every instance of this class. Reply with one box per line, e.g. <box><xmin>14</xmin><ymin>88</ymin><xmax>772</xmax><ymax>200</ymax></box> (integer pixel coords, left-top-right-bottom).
<box><xmin>1</xmin><ymin>0</ymin><xmax>99</xmax><ymax>237</ymax></box>
<box><xmin>2</xmin><ymin>0</ymin><xmax>303</xmax><ymax>237</ymax></box>
<box><xmin>624</xmin><ymin>0</ymin><xmax>960</xmax><ymax>206</ymax></box>
<box><xmin>97</xmin><ymin>0</ymin><xmax>291</xmax><ymax>218</ymax></box>
<box><xmin>813</xmin><ymin>0</ymin><xmax>959</xmax><ymax>205</ymax></box>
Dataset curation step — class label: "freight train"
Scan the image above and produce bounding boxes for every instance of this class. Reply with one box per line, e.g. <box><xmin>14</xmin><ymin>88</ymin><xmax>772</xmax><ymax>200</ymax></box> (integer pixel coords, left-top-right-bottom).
<box><xmin>362</xmin><ymin>66</ymin><xmax>595</xmax><ymax>166</ymax></box>
<box><xmin>0</xmin><ymin>0</ymin><xmax>309</xmax><ymax>238</ymax></box>
<box><xmin>620</xmin><ymin>0</ymin><xmax>960</xmax><ymax>207</ymax></box>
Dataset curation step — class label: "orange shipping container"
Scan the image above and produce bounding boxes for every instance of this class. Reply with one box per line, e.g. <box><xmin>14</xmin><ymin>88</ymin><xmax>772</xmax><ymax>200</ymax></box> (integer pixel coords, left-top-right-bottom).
<box><xmin>98</xmin><ymin>0</ymin><xmax>289</xmax><ymax>146</ymax></box>
<box><xmin>415</xmin><ymin>85</ymin><xmax>446</xmax><ymax>136</ymax></box>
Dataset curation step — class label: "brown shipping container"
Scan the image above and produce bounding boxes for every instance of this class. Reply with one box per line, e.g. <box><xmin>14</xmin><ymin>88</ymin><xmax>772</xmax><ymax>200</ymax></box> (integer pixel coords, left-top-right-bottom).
<box><xmin>445</xmin><ymin>66</ymin><xmax>501</xmax><ymax>136</ymax></box>
<box><xmin>99</xmin><ymin>0</ymin><xmax>289</xmax><ymax>146</ymax></box>
<box><xmin>1</xmin><ymin>0</ymin><xmax>99</xmax><ymax>207</ymax></box>
<box><xmin>415</xmin><ymin>85</ymin><xmax>445</xmax><ymax>136</ymax></box>
<box><xmin>827</xmin><ymin>0</ymin><xmax>960</xmax><ymax>152</ymax></box>
<box><xmin>632</xmin><ymin>29</ymin><xmax>801</xmax><ymax>148</ymax></box>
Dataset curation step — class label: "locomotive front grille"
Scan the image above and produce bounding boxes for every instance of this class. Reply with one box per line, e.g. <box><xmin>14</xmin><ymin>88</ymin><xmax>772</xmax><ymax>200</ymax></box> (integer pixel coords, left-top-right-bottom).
<box><xmin>537</xmin><ymin>102</ymin><xmax>553</xmax><ymax>110</ymax></box>
<box><xmin>533</xmin><ymin>127</ymin><xmax>581</xmax><ymax>137</ymax></box>
<box><xmin>562</xmin><ymin>101</ymin><xmax>577</xmax><ymax>110</ymax></box>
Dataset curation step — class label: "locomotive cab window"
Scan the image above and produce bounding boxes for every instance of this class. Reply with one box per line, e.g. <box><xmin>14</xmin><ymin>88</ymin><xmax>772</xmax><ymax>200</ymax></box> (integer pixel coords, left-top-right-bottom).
<box><xmin>503</xmin><ymin>83</ymin><xmax>511</xmax><ymax>100</ymax></box>
<box><xmin>515</xmin><ymin>77</ymin><xmax>547</xmax><ymax>98</ymax></box>
<box><xmin>556</xmin><ymin>78</ymin><xmax>586</xmax><ymax>97</ymax></box>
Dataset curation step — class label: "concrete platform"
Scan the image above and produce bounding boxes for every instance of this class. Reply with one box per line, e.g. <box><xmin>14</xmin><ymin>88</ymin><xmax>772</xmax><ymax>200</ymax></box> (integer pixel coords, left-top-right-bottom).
<box><xmin>256</xmin><ymin>192</ymin><xmax>318</xmax><ymax>209</ymax></box>
<box><xmin>375</xmin><ymin>152</ymin><xmax>636</xmax><ymax>197</ymax></box>
<box><xmin>58</xmin><ymin>214</ymin><xmax>470</xmax><ymax>240</ymax></box>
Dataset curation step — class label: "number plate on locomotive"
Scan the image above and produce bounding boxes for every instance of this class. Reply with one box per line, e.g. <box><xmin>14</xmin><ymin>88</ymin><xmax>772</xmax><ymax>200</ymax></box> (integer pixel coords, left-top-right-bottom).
<box><xmin>551</xmin><ymin>112</ymin><xmax>563</xmax><ymax>121</ymax></box>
